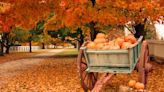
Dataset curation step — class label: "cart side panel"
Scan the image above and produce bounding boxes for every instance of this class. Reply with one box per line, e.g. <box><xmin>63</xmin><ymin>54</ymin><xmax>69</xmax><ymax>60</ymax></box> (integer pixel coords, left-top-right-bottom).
<box><xmin>87</xmin><ymin>53</ymin><xmax>129</xmax><ymax>67</ymax></box>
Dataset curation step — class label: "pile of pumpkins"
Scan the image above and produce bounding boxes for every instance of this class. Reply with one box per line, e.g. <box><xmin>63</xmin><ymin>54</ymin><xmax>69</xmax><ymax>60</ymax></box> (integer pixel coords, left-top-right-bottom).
<box><xmin>86</xmin><ymin>33</ymin><xmax>137</xmax><ymax>50</ymax></box>
<box><xmin>118</xmin><ymin>80</ymin><xmax>145</xmax><ymax>92</ymax></box>
<box><xmin>128</xmin><ymin>80</ymin><xmax>145</xmax><ymax>91</ymax></box>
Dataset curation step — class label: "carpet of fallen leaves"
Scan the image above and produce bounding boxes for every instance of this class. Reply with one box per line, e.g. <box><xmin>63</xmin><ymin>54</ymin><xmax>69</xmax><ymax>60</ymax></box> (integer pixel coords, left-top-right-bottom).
<box><xmin>0</xmin><ymin>53</ymin><xmax>164</xmax><ymax>92</ymax></box>
<box><xmin>0</xmin><ymin>52</ymin><xmax>37</xmax><ymax>64</ymax></box>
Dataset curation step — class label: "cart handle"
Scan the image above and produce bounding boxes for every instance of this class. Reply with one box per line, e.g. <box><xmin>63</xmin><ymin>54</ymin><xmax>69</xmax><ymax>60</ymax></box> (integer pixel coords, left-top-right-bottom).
<box><xmin>129</xmin><ymin>36</ymin><xmax>143</xmax><ymax>48</ymax></box>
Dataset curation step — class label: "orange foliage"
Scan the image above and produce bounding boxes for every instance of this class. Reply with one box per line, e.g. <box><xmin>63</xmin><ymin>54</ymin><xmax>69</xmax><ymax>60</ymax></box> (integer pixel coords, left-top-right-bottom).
<box><xmin>1</xmin><ymin>0</ymin><xmax>164</xmax><ymax>31</ymax></box>
<box><xmin>44</xmin><ymin>0</ymin><xmax>164</xmax><ymax>32</ymax></box>
<box><xmin>1</xmin><ymin>0</ymin><xmax>54</xmax><ymax>29</ymax></box>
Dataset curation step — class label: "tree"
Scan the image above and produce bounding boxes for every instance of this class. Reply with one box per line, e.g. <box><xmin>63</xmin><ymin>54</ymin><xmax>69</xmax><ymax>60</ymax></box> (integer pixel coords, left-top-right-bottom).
<box><xmin>1</xmin><ymin>0</ymin><xmax>55</xmax><ymax>29</ymax></box>
<box><xmin>28</xmin><ymin>19</ymin><xmax>53</xmax><ymax>52</ymax></box>
<box><xmin>2</xmin><ymin>27</ymin><xmax>29</xmax><ymax>54</ymax></box>
<box><xmin>10</xmin><ymin>27</ymin><xmax>29</xmax><ymax>43</ymax></box>
<box><xmin>48</xmin><ymin>27</ymin><xmax>85</xmax><ymax>48</ymax></box>
<box><xmin>0</xmin><ymin>1</ymin><xmax>54</xmax><ymax>53</ymax></box>
<box><xmin>0</xmin><ymin>2</ymin><xmax>14</xmax><ymax>54</ymax></box>
<box><xmin>44</xmin><ymin>0</ymin><xmax>164</xmax><ymax>41</ymax></box>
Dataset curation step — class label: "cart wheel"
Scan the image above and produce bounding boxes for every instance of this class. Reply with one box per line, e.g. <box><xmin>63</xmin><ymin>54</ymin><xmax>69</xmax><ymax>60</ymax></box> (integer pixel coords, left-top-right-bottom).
<box><xmin>77</xmin><ymin>49</ymin><xmax>98</xmax><ymax>92</ymax></box>
<box><xmin>138</xmin><ymin>41</ymin><xmax>150</xmax><ymax>87</ymax></box>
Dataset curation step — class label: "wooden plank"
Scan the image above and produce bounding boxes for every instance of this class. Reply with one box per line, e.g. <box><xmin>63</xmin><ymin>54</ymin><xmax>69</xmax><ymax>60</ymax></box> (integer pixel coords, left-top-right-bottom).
<box><xmin>147</xmin><ymin>40</ymin><xmax>164</xmax><ymax>45</ymax></box>
<box><xmin>128</xmin><ymin>48</ymin><xmax>133</xmax><ymax>71</ymax></box>
<box><xmin>89</xmin><ymin>64</ymin><xmax>130</xmax><ymax>67</ymax></box>
<box><xmin>86</xmin><ymin>67</ymin><xmax>131</xmax><ymax>73</ymax></box>
<box><xmin>87</xmin><ymin>53</ymin><xmax>129</xmax><ymax>66</ymax></box>
<box><xmin>86</xmin><ymin>49</ymin><xmax>128</xmax><ymax>54</ymax></box>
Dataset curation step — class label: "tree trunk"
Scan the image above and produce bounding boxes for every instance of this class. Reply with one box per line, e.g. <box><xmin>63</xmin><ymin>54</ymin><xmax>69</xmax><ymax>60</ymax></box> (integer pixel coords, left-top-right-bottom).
<box><xmin>89</xmin><ymin>22</ymin><xmax>99</xmax><ymax>41</ymax></box>
<box><xmin>0</xmin><ymin>41</ymin><xmax>4</xmax><ymax>56</ymax></box>
<box><xmin>3</xmin><ymin>33</ymin><xmax>10</xmax><ymax>54</ymax></box>
<box><xmin>42</xmin><ymin>43</ymin><xmax>45</xmax><ymax>49</ymax></box>
<box><xmin>78</xmin><ymin>28</ymin><xmax>84</xmax><ymax>46</ymax></box>
<box><xmin>29</xmin><ymin>37</ymin><xmax>32</xmax><ymax>53</ymax></box>
<box><xmin>134</xmin><ymin>19</ymin><xmax>147</xmax><ymax>39</ymax></box>
<box><xmin>91</xmin><ymin>0</ymin><xmax>96</xmax><ymax>7</ymax></box>
<box><xmin>5</xmin><ymin>46</ymin><xmax>10</xmax><ymax>54</ymax></box>
<box><xmin>134</xmin><ymin>23</ymin><xmax>146</xmax><ymax>40</ymax></box>
<box><xmin>0</xmin><ymin>33</ymin><xmax>4</xmax><ymax>56</ymax></box>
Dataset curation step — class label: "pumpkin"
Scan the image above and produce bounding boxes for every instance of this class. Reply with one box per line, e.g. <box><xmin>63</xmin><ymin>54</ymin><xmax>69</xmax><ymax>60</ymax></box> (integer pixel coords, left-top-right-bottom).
<box><xmin>102</xmin><ymin>43</ymin><xmax>110</xmax><ymax>50</ymax></box>
<box><xmin>110</xmin><ymin>43</ymin><xmax>120</xmax><ymax>50</ymax></box>
<box><xmin>102</xmin><ymin>45</ymin><xmax>110</xmax><ymax>50</ymax></box>
<box><xmin>128</xmin><ymin>80</ymin><xmax>136</xmax><ymax>87</ymax></box>
<box><xmin>94</xmin><ymin>38</ymin><xmax>107</xmax><ymax>43</ymax></box>
<box><xmin>121</xmin><ymin>42</ymin><xmax>132</xmax><ymax>49</ymax></box>
<box><xmin>86</xmin><ymin>42</ymin><xmax>96</xmax><ymax>49</ymax></box>
<box><xmin>108</xmin><ymin>40</ymin><xmax>115</xmax><ymax>45</ymax></box>
<box><xmin>96</xmin><ymin>43</ymin><xmax>104</xmax><ymax>49</ymax></box>
<box><xmin>135</xmin><ymin>82</ymin><xmax>145</xmax><ymax>90</ymax></box>
<box><xmin>115</xmin><ymin>37</ymin><xmax>125</xmax><ymax>46</ymax></box>
<box><xmin>96</xmin><ymin>33</ymin><xmax>106</xmax><ymax>38</ymax></box>
<box><xmin>124</xmin><ymin>35</ymin><xmax>137</xmax><ymax>44</ymax></box>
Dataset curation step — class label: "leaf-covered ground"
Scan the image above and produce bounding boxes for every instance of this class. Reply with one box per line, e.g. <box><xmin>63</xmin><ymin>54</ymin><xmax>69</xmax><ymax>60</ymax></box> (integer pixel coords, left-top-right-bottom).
<box><xmin>0</xmin><ymin>52</ymin><xmax>38</xmax><ymax>64</ymax></box>
<box><xmin>0</xmin><ymin>49</ymin><xmax>164</xmax><ymax>92</ymax></box>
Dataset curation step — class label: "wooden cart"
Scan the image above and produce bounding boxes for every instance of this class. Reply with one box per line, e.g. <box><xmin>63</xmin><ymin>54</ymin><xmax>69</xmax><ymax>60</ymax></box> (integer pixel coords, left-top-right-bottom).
<box><xmin>77</xmin><ymin>36</ymin><xmax>152</xmax><ymax>92</ymax></box>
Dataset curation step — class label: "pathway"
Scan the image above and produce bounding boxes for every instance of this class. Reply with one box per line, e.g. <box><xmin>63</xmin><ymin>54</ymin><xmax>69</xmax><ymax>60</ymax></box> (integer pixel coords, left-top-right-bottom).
<box><xmin>0</xmin><ymin>49</ymin><xmax>83</xmax><ymax>92</ymax></box>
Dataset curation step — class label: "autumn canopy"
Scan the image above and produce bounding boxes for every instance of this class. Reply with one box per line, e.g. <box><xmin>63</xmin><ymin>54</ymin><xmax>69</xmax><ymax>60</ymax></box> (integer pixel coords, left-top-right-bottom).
<box><xmin>45</xmin><ymin>0</ymin><xmax>164</xmax><ymax>31</ymax></box>
<box><xmin>0</xmin><ymin>0</ymin><xmax>164</xmax><ymax>33</ymax></box>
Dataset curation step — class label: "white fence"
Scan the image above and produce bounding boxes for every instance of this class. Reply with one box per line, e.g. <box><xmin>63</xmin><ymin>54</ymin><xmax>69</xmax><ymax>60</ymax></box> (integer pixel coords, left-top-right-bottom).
<box><xmin>9</xmin><ymin>46</ymin><xmax>42</xmax><ymax>52</ymax></box>
<box><xmin>2</xmin><ymin>45</ymin><xmax>75</xmax><ymax>52</ymax></box>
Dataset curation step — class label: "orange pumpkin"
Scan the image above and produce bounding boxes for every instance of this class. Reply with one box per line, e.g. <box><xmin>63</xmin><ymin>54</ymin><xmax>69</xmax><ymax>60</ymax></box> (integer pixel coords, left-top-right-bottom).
<box><xmin>121</xmin><ymin>42</ymin><xmax>132</xmax><ymax>49</ymax></box>
<box><xmin>86</xmin><ymin>42</ymin><xmax>96</xmax><ymax>49</ymax></box>
<box><xmin>94</xmin><ymin>38</ymin><xmax>107</xmax><ymax>43</ymax></box>
<box><xmin>115</xmin><ymin>37</ymin><xmax>125</xmax><ymax>47</ymax></box>
<box><xmin>128</xmin><ymin>80</ymin><xmax>136</xmax><ymax>87</ymax></box>
<box><xmin>108</xmin><ymin>40</ymin><xmax>115</xmax><ymax>45</ymax></box>
<box><xmin>102</xmin><ymin>45</ymin><xmax>110</xmax><ymax>50</ymax></box>
<box><xmin>135</xmin><ymin>82</ymin><xmax>145</xmax><ymax>90</ymax></box>
<box><xmin>102</xmin><ymin>42</ymin><xmax>110</xmax><ymax>50</ymax></box>
<box><xmin>96</xmin><ymin>33</ymin><xmax>106</xmax><ymax>39</ymax></box>
<box><xmin>111</xmin><ymin>43</ymin><xmax>120</xmax><ymax>50</ymax></box>
<box><xmin>96</xmin><ymin>43</ymin><xmax>104</xmax><ymax>49</ymax></box>
<box><xmin>124</xmin><ymin>35</ymin><xmax>137</xmax><ymax>44</ymax></box>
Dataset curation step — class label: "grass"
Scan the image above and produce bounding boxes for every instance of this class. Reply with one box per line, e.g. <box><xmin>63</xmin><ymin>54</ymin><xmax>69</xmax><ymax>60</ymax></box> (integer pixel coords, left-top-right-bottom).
<box><xmin>54</xmin><ymin>48</ymin><xmax>79</xmax><ymax>57</ymax></box>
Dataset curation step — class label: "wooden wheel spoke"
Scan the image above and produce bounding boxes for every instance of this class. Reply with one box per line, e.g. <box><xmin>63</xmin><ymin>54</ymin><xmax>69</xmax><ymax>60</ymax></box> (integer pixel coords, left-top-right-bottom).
<box><xmin>144</xmin><ymin>50</ymin><xmax>149</xmax><ymax>57</ymax></box>
<box><xmin>88</xmin><ymin>75</ymin><xmax>92</xmax><ymax>90</ymax></box>
<box><xmin>82</xmin><ymin>72</ymin><xmax>87</xmax><ymax>80</ymax></box>
<box><xmin>91</xmin><ymin>74</ymin><xmax>96</xmax><ymax>88</ymax></box>
<box><xmin>80</xmin><ymin>59</ymin><xmax>87</xmax><ymax>71</ymax></box>
<box><xmin>145</xmin><ymin>56</ymin><xmax>149</xmax><ymax>62</ymax></box>
<box><xmin>86</xmin><ymin>75</ymin><xmax>90</xmax><ymax>89</ymax></box>
<box><xmin>92</xmin><ymin>73</ymin><xmax>97</xmax><ymax>81</ymax></box>
<box><xmin>89</xmin><ymin>74</ymin><xmax>94</xmax><ymax>90</ymax></box>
